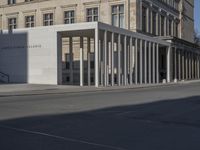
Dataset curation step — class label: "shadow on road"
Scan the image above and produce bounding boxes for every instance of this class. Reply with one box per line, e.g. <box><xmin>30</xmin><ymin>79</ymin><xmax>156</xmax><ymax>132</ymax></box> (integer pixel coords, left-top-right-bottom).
<box><xmin>0</xmin><ymin>96</ymin><xmax>200</xmax><ymax>150</ymax></box>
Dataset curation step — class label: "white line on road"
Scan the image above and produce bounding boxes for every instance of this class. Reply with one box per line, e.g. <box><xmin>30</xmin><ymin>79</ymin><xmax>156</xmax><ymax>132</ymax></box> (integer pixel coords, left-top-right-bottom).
<box><xmin>0</xmin><ymin>124</ymin><xmax>127</xmax><ymax>150</ymax></box>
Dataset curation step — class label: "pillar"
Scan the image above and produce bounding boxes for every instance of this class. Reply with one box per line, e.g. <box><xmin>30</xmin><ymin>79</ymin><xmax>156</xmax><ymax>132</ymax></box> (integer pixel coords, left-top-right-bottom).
<box><xmin>140</xmin><ymin>39</ymin><xmax>143</xmax><ymax>84</ymax></box>
<box><xmin>185</xmin><ymin>51</ymin><xmax>188</xmax><ymax>80</ymax></box>
<box><xmin>111</xmin><ymin>32</ymin><xmax>114</xmax><ymax>86</ymax></box>
<box><xmin>156</xmin><ymin>43</ymin><xmax>159</xmax><ymax>83</ymax></box>
<box><xmin>87</xmin><ymin>37</ymin><xmax>91</xmax><ymax>86</ymax></box>
<box><xmin>148</xmin><ymin>42</ymin><xmax>152</xmax><ymax>83</ymax></box>
<box><xmin>95</xmin><ymin>29</ymin><xmax>99</xmax><ymax>87</ymax></box>
<box><xmin>117</xmin><ymin>34</ymin><xmax>121</xmax><ymax>86</ymax></box>
<box><xmin>167</xmin><ymin>46</ymin><xmax>171</xmax><ymax>83</ymax></box>
<box><xmin>129</xmin><ymin>37</ymin><xmax>133</xmax><ymax>84</ymax></box>
<box><xmin>135</xmin><ymin>38</ymin><xmax>138</xmax><ymax>84</ymax></box>
<box><xmin>198</xmin><ymin>55</ymin><xmax>200</xmax><ymax>79</ymax></box>
<box><xmin>189</xmin><ymin>52</ymin><xmax>192</xmax><ymax>79</ymax></box>
<box><xmin>178</xmin><ymin>49</ymin><xmax>181</xmax><ymax>80</ymax></box>
<box><xmin>182</xmin><ymin>50</ymin><xmax>185</xmax><ymax>80</ymax></box>
<box><xmin>144</xmin><ymin>40</ymin><xmax>147</xmax><ymax>84</ymax></box>
<box><xmin>69</xmin><ymin>37</ymin><xmax>73</xmax><ymax>84</ymax></box>
<box><xmin>174</xmin><ymin>47</ymin><xmax>177</xmax><ymax>82</ymax></box>
<box><xmin>192</xmin><ymin>53</ymin><xmax>194</xmax><ymax>79</ymax></box>
<box><xmin>80</xmin><ymin>37</ymin><xmax>84</xmax><ymax>86</ymax></box>
<box><xmin>124</xmin><ymin>36</ymin><xmax>127</xmax><ymax>85</ymax></box>
<box><xmin>152</xmin><ymin>43</ymin><xmax>155</xmax><ymax>83</ymax></box>
<box><xmin>104</xmin><ymin>31</ymin><xmax>107</xmax><ymax>86</ymax></box>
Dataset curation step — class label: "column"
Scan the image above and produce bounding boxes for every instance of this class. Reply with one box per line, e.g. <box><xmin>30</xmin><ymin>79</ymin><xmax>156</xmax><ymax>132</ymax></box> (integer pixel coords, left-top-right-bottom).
<box><xmin>171</xmin><ymin>20</ymin><xmax>174</xmax><ymax>36</ymax></box>
<box><xmin>87</xmin><ymin>37</ymin><xmax>91</xmax><ymax>86</ymax></box>
<box><xmin>198</xmin><ymin>55</ymin><xmax>200</xmax><ymax>79</ymax></box>
<box><xmin>191</xmin><ymin>53</ymin><xmax>194</xmax><ymax>79</ymax></box>
<box><xmin>117</xmin><ymin>34</ymin><xmax>121</xmax><ymax>86</ymax></box>
<box><xmin>80</xmin><ymin>37</ymin><xmax>84</xmax><ymax>86</ymax></box>
<box><xmin>164</xmin><ymin>16</ymin><xmax>167</xmax><ymax>36</ymax></box>
<box><xmin>124</xmin><ymin>36</ymin><xmax>127</xmax><ymax>85</ymax></box>
<box><xmin>178</xmin><ymin>49</ymin><xmax>181</xmax><ymax>81</ymax></box>
<box><xmin>111</xmin><ymin>32</ymin><xmax>114</xmax><ymax>86</ymax></box>
<box><xmin>146</xmin><ymin>8</ymin><xmax>149</xmax><ymax>33</ymax></box>
<box><xmin>152</xmin><ymin>43</ymin><xmax>155</xmax><ymax>84</ymax></box>
<box><xmin>174</xmin><ymin>47</ymin><xmax>177</xmax><ymax>82</ymax></box>
<box><xmin>189</xmin><ymin>52</ymin><xmax>191</xmax><ymax>79</ymax></box>
<box><xmin>195</xmin><ymin>55</ymin><xmax>198</xmax><ymax>79</ymax></box>
<box><xmin>144</xmin><ymin>40</ymin><xmax>147</xmax><ymax>84</ymax></box>
<box><xmin>104</xmin><ymin>31</ymin><xmax>107</xmax><ymax>86</ymax></box>
<box><xmin>156</xmin><ymin>43</ymin><xmax>159</xmax><ymax>83</ymax></box>
<box><xmin>135</xmin><ymin>38</ymin><xmax>138</xmax><ymax>84</ymax></box>
<box><xmin>167</xmin><ymin>46</ymin><xmax>172</xmax><ymax>82</ymax></box>
<box><xmin>182</xmin><ymin>50</ymin><xmax>185</xmax><ymax>80</ymax></box>
<box><xmin>99</xmin><ymin>40</ymin><xmax>103</xmax><ymax>86</ymax></box>
<box><xmin>95</xmin><ymin>29</ymin><xmax>99</xmax><ymax>87</ymax></box>
<box><xmin>69</xmin><ymin>37</ymin><xmax>73</xmax><ymax>84</ymax></box>
<box><xmin>148</xmin><ymin>42</ymin><xmax>152</xmax><ymax>83</ymax></box>
<box><xmin>185</xmin><ymin>51</ymin><xmax>188</xmax><ymax>80</ymax></box>
<box><xmin>140</xmin><ymin>39</ymin><xmax>143</xmax><ymax>84</ymax></box>
<box><xmin>129</xmin><ymin>37</ymin><xmax>133</xmax><ymax>84</ymax></box>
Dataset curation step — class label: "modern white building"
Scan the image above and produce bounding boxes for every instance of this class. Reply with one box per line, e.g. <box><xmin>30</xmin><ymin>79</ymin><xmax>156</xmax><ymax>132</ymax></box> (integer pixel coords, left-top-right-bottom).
<box><xmin>0</xmin><ymin>0</ymin><xmax>199</xmax><ymax>87</ymax></box>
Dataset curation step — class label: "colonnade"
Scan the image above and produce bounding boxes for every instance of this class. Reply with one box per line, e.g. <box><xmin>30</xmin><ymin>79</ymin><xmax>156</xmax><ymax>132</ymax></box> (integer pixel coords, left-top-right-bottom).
<box><xmin>173</xmin><ymin>48</ymin><xmax>200</xmax><ymax>81</ymax></box>
<box><xmin>64</xmin><ymin>31</ymin><xmax>200</xmax><ymax>87</ymax></box>
<box><xmin>65</xmin><ymin>29</ymin><xmax>170</xmax><ymax>87</ymax></box>
<box><xmin>143</xmin><ymin>4</ymin><xmax>179</xmax><ymax>37</ymax></box>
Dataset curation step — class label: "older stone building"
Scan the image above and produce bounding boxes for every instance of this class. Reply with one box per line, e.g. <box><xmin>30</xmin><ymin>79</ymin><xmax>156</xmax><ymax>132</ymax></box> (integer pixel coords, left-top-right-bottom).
<box><xmin>0</xmin><ymin>0</ymin><xmax>199</xmax><ymax>86</ymax></box>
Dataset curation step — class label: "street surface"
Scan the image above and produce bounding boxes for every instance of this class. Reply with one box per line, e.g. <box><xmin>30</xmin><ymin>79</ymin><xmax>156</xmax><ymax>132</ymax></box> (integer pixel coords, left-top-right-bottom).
<box><xmin>0</xmin><ymin>82</ymin><xmax>200</xmax><ymax>150</ymax></box>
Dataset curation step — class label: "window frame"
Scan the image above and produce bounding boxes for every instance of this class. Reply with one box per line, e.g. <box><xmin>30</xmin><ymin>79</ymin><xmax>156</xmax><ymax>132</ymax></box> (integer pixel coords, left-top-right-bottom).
<box><xmin>86</xmin><ymin>7</ymin><xmax>99</xmax><ymax>22</ymax></box>
<box><xmin>25</xmin><ymin>15</ymin><xmax>35</xmax><ymax>28</ymax></box>
<box><xmin>64</xmin><ymin>10</ymin><xmax>75</xmax><ymax>24</ymax></box>
<box><xmin>111</xmin><ymin>4</ymin><xmax>125</xmax><ymax>28</ymax></box>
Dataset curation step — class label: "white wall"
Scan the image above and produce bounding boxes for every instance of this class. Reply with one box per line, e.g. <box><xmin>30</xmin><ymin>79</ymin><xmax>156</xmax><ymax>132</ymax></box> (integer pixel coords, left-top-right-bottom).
<box><xmin>0</xmin><ymin>27</ymin><xmax>59</xmax><ymax>84</ymax></box>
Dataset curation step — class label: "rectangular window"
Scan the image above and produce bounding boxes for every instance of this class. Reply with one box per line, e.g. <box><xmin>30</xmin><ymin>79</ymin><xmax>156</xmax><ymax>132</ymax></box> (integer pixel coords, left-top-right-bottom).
<box><xmin>152</xmin><ymin>11</ymin><xmax>157</xmax><ymax>35</ymax></box>
<box><xmin>168</xmin><ymin>19</ymin><xmax>172</xmax><ymax>36</ymax></box>
<box><xmin>175</xmin><ymin>22</ymin><xmax>179</xmax><ymax>37</ymax></box>
<box><xmin>111</xmin><ymin>4</ymin><xmax>125</xmax><ymax>28</ymax></box>
<box><xmin>86</xmin><ymin>8</ymin><xmax>98</xmax><ymax>22</ymax></box>
<box><xmin>161</xmin><ymin>15</ymin><xmax>165</xmax><ymax>36</ymax></box>
<box><xmin>43</xmin><ymin>13</ymin><xmax>53</xmax><ymax>26</ymax></box>
<box><xmin>8</xmin><ymin>0</ymin><xmax>16</xmax><ymax>4</ymax></box>
<box><xmin>142</xmin><ymin>6</ymin><xmax>147</xmax><ymax>32</ymax></box>
<box><xmin>64</xmin><ymin>10</ymin><xmax>75</xmax><ymax>24</ymax></box>
<box><xmin>25</xmin><ymin>15</ymin><xmax>34</xmax><ymax>28</ymax></box>
<box><xmin>8</xmin><ymin>18</ymin><xmax>17</xmax><ymax>30</ymax></box>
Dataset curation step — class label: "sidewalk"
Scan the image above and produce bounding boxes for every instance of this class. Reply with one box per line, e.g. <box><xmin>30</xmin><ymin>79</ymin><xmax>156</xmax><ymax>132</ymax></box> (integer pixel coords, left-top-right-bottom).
<box><xmin>0</xmin><ymin>80</ymin><xmax>200</xmax><ymax>97</ymax></box>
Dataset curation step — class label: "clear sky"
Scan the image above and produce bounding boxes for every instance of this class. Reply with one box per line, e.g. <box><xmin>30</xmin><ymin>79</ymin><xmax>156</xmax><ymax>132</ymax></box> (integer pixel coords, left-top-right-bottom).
<box><xmin>195</xmin><ymin>0</ymin><xmax>200</xmax><ymax>34</ymax></box>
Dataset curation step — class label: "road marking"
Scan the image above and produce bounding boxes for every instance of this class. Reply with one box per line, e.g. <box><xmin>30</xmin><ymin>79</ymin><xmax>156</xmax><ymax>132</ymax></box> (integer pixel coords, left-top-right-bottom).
<box><xmin>0</xmin><ymin>124</ymin><xmax>127</xmax><ymax>150</ymax></box>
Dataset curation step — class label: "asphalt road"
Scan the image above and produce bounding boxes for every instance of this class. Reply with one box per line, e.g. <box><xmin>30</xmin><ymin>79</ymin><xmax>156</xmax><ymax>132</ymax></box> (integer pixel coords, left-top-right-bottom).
<box><xmin>0</xmin><ymin>83</ymin><xmax>200</xmax><ymax>150</ymax></box>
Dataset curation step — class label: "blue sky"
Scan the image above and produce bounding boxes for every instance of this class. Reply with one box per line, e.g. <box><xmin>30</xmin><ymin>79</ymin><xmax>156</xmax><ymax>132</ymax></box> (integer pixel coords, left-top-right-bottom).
<box><xmin>195</xmin><ymin>0</ymin><xmax>200</xmax><ymax>34</ymax></box>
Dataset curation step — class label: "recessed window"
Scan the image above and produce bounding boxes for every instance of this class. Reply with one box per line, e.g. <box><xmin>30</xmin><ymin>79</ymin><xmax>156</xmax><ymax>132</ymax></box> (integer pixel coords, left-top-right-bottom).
<box><xmin>161</xmin><ymin>15</ymin><xmax>165</xmax><ymax>36</ymax></box>
<box><xmin>43</xmin><ymin>13</ymin><xmax>53</xmax><ymax>26</ymax></box>
<box><xmin>8</xmin><ymin>0</ymin><xmax>16</xmax><ymax>5</ymax></box>
<box><xmin>175</xmin><ymin>22</ymin><xmax>179</xmax><ymax>37</ymax></box>
<box><xmin>111</xmin><ymin>4</ymin><xmax>125</xmax><ymax>28</ymax></box>
<box><xmin>168</xmin><ymin>19</ymin><xmax>172</xmax><ymax>36</ymax></box>
<box><xmin>8</xmin><ymin>18</ymin><xmax>17</xmax><ymax>30</ymax></box>
<box><xmin>64</xmin><ymin>10</ymin><xmax>75</xmax><ymax>24</ymax></box>
<box><xmin>25</xmin><ymin>15</ymin><xmax>34</xmax><ymax>28</ymax></box>
<box><xmin>86</xmin><ymin>7</ymin><xmax>98</xmax><ymax>22</ymax></box>
<box><xmin>152</xmin><ymin>11</ymin><xmax>157</xmax><ymax>35</ymax></box>
<box><xmin>142</xmin><ymin>6</ymin><xmax>147</xmax><ymax>32</ymax></box>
